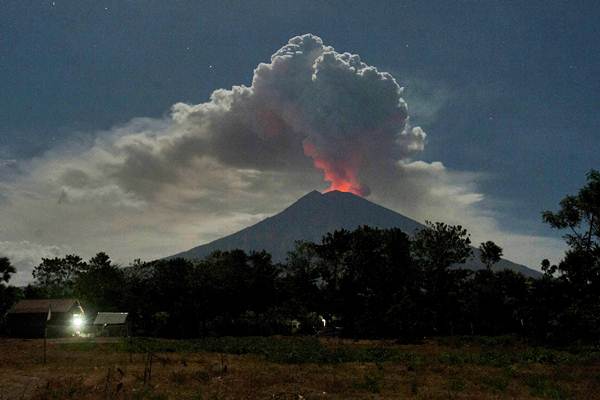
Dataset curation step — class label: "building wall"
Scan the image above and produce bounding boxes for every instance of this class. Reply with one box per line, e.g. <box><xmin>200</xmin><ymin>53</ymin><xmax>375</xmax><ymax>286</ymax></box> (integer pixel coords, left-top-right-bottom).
<box><xmin>7</xmin><ymin>311</ymin><xmax>78</xmax><ymax>338</ymax></box>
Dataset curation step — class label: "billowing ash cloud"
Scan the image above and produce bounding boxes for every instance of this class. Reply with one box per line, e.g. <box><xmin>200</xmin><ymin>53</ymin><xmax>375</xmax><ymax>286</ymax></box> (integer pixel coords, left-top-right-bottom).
<box><xmin>0</xmin><ymin>34</ymin><xmax>565</xmax><ymax>280</ymax></box>
<box><xmin>107</xmin><ymin>34</ymin><xmax>425</xmax><ymax>197</ymax></box>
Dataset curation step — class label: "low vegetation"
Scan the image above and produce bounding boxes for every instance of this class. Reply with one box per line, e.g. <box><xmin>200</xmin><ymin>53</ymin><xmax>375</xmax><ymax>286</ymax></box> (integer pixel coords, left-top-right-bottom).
<box><xmin>1</xmin><ymin>336</ymin><xmax>600</xmax><ymax>399</ymax></box>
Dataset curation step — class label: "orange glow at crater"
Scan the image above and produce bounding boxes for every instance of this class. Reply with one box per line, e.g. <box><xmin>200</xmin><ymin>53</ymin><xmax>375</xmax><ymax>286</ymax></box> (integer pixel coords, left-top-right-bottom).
<box><xmin>303</xmin><ymin>139</ymin><xmax>369</xmax><ymax>197</ymax></box>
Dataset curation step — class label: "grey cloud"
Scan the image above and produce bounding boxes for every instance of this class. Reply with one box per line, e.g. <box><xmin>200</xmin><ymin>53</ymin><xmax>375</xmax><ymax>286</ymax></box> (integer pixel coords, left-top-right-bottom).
<box><xmin>0</xmin><ymin>241</ymin><xmax>68</xmax><ymax>286</ymax></box>
<box><xmin>60</xmin><ymin>168</ymin><xmax>91</xmax><ymax>188</ymax></box>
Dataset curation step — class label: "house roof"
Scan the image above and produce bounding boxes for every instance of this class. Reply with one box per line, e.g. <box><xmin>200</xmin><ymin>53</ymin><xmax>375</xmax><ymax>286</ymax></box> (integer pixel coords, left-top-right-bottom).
<box><xmin>9</xmin><ymin>299</ymin><xmax>81</xmax><ymax>314</ymax></box>
<box><xmin>93</xmin><ymin>312</ymin><xmax>128</xmax><ymax>325</ymax></box>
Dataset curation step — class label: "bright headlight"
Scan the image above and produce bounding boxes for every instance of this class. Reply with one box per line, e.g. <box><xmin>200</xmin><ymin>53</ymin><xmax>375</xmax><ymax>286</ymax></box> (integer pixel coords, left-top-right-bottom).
<box><xmin>72</xmin><ymin>315</ymin><xmax>83</xmax><ymax>329</ymax></box>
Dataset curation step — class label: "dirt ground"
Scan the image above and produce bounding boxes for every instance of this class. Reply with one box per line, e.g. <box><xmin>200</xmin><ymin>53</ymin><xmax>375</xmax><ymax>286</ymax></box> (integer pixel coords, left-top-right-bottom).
<box><xmin>1</xmin><ymin>337</ymin><xmax>599</xmax><ymax>399</ymax></box>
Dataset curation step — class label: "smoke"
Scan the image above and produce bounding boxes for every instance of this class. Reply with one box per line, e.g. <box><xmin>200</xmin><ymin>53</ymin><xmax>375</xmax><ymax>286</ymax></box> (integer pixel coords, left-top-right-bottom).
<box><xmin>302</xmin><ymin>139</ymin><xmax>368</xmax><ymax>196</ymax></box>
<box><xmin>0</xmin><ymin>34</ymin><xmax>565</xmax><ymax>277</ymax></box>
<box><xmin>166</xmin><ymin>34</ymin><xmax>423</xmax><ymax>197</ymax></box>
<box><xmin>46</xmin><ymin>34</ymin><xmax>426</xmax><ymax>202</ymax></box>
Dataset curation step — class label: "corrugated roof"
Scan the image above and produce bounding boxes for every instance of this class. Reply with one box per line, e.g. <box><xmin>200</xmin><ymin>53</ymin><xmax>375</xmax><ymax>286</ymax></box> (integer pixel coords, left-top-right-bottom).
<box><xmin>9</xmin><ymin>299</ymin><xmax>81</xmax><ymax>314</ymax></box>
<box><xmin>93</xmin><ymin>312</ymin><xmax>128</xmax><ymax>325</ymax></box>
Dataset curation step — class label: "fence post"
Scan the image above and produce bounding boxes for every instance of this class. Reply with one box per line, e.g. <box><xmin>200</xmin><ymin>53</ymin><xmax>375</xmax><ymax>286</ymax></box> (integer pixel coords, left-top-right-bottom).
<box><xmin>43</xmin><ymin>325</ymin><xmax>47</xmax><ymax>364</ymax></box>
<box><xmin>127</xmin><ymin>322</ymin><xmax>133</xmax><ymax>363</ymax></box>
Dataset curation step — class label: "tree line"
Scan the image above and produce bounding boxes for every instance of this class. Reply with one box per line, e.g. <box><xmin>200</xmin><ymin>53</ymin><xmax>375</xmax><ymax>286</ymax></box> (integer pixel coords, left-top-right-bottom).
<box><xmin>0</xmin><ymin>170</ymin><xmax>598</xmax><ymax>344</ymax></box>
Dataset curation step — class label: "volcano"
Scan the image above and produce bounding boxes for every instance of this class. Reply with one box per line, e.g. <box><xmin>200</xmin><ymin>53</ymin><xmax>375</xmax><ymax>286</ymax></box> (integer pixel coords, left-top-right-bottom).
<box><xmin>171</xmin><ymin>190</ymin><xmax>541</xmax><ymax>277</ymax></box>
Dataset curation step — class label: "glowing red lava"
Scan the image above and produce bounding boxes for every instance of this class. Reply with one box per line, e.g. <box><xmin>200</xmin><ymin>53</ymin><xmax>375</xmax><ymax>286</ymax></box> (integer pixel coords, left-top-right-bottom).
<box><xmin>303</xmin><ymin>139</ymin><xmax>369</xmax><ymax>196</ymax></box>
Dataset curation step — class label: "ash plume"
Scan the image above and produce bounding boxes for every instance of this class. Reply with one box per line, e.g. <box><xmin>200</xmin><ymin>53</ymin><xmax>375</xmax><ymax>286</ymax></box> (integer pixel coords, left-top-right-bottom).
<box><xmin>170</xmin><ymin>34</ymin><xmax>425</xmax><ymax>196</ymax></box>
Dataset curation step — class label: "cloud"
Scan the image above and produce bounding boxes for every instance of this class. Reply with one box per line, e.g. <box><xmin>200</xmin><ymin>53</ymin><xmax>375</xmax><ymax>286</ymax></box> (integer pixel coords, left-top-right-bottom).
<box><xmin>0</xmin><ymin>241</ymin><xmax>68</xmax><ymax>286</ymax></box>
<box><xmin>400</xmin><ymin>77</ymin><xmax>452</xmax><ymax>126</ymax></box>
<box><xmin>364</xmin><ymin>160</ymin><xmax>565</xmax><ymax>267</ymax></box>
<box><xmin>0</xmin><ymin>34</ymin><xmax>565</xmax><ymax>282</ymax></box>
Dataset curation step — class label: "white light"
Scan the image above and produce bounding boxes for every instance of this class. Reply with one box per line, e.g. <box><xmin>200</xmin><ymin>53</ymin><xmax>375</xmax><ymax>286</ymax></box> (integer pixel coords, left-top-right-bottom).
<box><xmin>72</xmin><ymin>315</ymin><xmax>83</xmax><ymax>329</ymax></box>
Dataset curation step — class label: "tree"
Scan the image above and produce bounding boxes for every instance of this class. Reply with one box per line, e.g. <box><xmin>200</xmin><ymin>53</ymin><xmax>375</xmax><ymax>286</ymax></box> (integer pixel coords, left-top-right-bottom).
<box><xmin>282</xmin><ymin>241</ymin><xmax>322</xmax><ymax>312</ymax></box>
<box><xmin>411</xmin><ymin>221</ymin><xmax>472</xmax><ymax>334</ymax></box>
<box><xmin>74</xmin><ymin>252</ymin><xmax>124</xmax><ymax>314</ymax></box>
<box><xmin>88</xmin><ymin>252</ymin><xmax>112</xmax><ymax>270</ymax></box>
<box><xmin>467</xmin><ymin>269</ymin><xmax>528</xmax><ymax>336</ymax></box>
<box><xmin>540</xmin><ymin>259</ymin><xmax>557</xmax><ymax>278</ymax></box>
<box><xmin>541</xmin><ymin>170</ymin><xmax>600</xmax><ymax>341</ymax></box>
<box><xmin>412</xmin><ymin>222</ymin><xmax>473</xmax><ymax>274</ymax></box>
<box><xmin>32</xmin><ymin>254</ymin><xmax>87</xmax><ymax>297</ymax></box>
<box><xmin>0</xmin><ymin>257</ymin><xmax>20</xmax><ymax>330</ymax></box>
<box><xmin>0</xmin><ymin>257</ymin><xmax>16</xmax><ymax>285</ymax></box>
<box><xmin>542</xmin><ymin>169</ymin><xmax>600</xmax><ymax>288</ymax></box>
<box><xmin>308</xmin><ymin>226</ymin><xmax>417</xmax><ymax>337</ymax></box>
<box><xmin>542</xmin><ymin>170</ymin><xmax>600</xmax><ymax>254</ymax></box>
<box><xmin>479</xmin><ymin>241</ymin><xmax>503</xmax><ymax>270</ymax></box>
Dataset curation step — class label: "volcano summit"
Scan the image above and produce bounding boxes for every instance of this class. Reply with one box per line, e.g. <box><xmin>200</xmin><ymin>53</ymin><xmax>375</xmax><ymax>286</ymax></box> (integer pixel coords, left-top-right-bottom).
<box><xmin>170</xmin><ymin>190</ymin><xmax>541</xmax><ymax>277</ymax></box>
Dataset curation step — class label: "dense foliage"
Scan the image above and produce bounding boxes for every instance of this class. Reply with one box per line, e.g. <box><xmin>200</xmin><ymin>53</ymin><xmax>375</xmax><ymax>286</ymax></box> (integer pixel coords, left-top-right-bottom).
<box><xmin>0</xmin><ymin>257</ymin><xmax>20</xmax><ymax>328</ymax></box>
<box><xmin>1</xmin><ymin>170</ymin><xmax>599</xmax><ymax>344</ymax></box>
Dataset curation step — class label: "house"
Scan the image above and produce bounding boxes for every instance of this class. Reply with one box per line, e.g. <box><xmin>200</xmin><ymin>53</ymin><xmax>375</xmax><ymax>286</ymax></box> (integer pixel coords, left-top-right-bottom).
<box><xmin>93</xmin><ymin>312</ymin><xmax>129</xmax><ymax>337</ymax></box>
<box><xmin>6</xmin><ymin>299</ymin><xmax>84</xmax><ymax>338</ymax></box>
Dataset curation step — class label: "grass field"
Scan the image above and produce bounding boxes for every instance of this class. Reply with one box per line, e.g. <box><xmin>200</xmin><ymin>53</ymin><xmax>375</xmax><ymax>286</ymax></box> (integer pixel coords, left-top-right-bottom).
<box><xmin>1</xmin><ymin>336</ymin><xmax>600</xmax><ymax>399</ymax></box>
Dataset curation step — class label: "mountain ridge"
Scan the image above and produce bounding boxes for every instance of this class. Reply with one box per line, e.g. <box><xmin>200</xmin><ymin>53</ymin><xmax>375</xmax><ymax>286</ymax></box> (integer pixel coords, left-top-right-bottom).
<box><xmin>170</xmin><ymin>190</ymin><xmax>542</xmax><ymax>278</ymax></box>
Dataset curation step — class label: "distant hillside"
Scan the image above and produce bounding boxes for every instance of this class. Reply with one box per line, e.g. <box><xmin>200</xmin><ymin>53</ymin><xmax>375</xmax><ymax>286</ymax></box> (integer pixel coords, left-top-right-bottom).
<box><xmin>171</xmin><ymin>190</ymin><xmax>542</xmax><ymax>278</ymax></box>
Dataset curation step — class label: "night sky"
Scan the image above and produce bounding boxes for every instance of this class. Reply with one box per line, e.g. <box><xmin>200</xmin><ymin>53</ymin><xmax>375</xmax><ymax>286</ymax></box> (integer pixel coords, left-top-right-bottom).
<box><xmin>1</xmin><ymin>1</ymin><xmax>598</xmax><ymax>283</ymax></box>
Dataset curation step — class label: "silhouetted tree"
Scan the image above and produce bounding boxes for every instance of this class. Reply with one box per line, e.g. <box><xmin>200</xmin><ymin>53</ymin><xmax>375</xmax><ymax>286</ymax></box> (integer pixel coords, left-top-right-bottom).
<box><xmin>466</xmin><ymin>269</ymin><xmax>528</xmax><ymax>335</ymax></box>
<box><xmin>21</xmin><ymin>211</ymin><xmax>600</xmax><ymax>342</ymax></box>
<box><xmin>480</xmin><ymin>241</ymin><xmax>503</xmax><ymax>270</ymax></box>
<box><xmin>412</xmin><ymin>222</ymin><xmax>472</xmax><ymax>273</ymax></box>
<box><xmin>542</xmin><ymin>169</ymin><xmax>600</xmax><ymax>287</ymax></box>
<box><xmin>306</xmin><ymin>226</ymin><xmax>417</xmax><ymax>337</ymax></box>
<box><xmin>540</xmin><ymin>259</ymin><xmax>557</xmax><ymax>278</ymax></box>
<box><xmin>541</xmin><ymin>169</ymin><xmax>600</xmax><ymax>341</ymax></box>
<box><xmin>74</xmin><ymin>252</ymin><xmax>124</xmax><ymax>315</ymax></box>
<box><xmin>411</xmin><ymin>222</ymin><xmax>472</xmax><ymax>334</ymax></box>
<box><xmin>32</xmin><ymin>254</ymin><xmax>87</xmax><ymax>297</ymax></box>
<box><xmin>0</xmin><ymin>257</ymin><xmax>21</xmax><ymax>331</ymax></box>
<box><xmin>0</xmin><ymin>257</ymin><xmax>16</xmax><ymax>285</ymax></box>
<box><xmin>280</xmin><ymin>241</ymin><xmax>322</xmax><ymax>323</ymax></box>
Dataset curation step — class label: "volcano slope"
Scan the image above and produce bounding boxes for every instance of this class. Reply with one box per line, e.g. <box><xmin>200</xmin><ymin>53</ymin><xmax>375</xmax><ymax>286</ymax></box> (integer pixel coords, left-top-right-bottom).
<box><xmin>171</xmin><ymin>190</ymin><xmax>541</xmax><ymax>278</ymax></box>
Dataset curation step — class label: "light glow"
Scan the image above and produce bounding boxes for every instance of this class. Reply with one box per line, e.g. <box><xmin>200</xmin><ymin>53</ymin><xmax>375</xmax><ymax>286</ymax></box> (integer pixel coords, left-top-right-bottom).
<box><xmin>72</xmin><ymin>314</ymin><xmax>83</xmax><ymax>329</ymax></box>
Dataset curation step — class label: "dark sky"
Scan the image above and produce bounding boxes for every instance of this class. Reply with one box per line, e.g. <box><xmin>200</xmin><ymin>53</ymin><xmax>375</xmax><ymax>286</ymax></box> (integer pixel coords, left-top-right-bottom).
<box><xmin>1</xmin><ymin>0</ymin><xmax>598</xmax><ymax>237</ymax></box>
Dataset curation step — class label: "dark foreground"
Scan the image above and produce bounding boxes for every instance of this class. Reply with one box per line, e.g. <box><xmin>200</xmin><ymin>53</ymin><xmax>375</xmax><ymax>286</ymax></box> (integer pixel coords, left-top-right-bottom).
<box><xmin>1</xmin><ymin>336</ymin><xmax>599</xmax><ymax>399</ymax></box>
